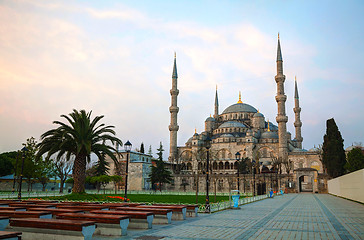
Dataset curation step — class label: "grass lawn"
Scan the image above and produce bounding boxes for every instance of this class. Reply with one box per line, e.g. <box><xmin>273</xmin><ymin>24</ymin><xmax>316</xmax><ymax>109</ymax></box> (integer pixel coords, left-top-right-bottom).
<box><xmin>41</xmin><ymin>193</ymin><xmax>231</xmax><ymax>205</ymax></box>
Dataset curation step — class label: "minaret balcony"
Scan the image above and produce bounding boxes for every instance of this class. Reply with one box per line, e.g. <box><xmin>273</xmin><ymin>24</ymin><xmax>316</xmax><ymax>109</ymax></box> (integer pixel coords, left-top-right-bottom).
<box><xmin>170</xmin><ymin>89</ymin><xmax>179</xmax><ymax>95</ymax></box>
<box><xmin>274</xmin><ymin>74</ymin><xmax>286</xmax><ymax>83</ymax></box>
<box><xmin>276</xmin><ymin>115</ymin><xmax>288</xmax><ymax>123</ymax></box>
<box><xmin>169</xmin><ymin>106</ymin><xmax>179</xmax><ymax>113</ymax></box>
<box><xmin>294</xmin><ymin>122</ymin><xmax>302</xmax><ymax>127</ymax></box>
<box><xmin>169</xmin><ymin>125</ymin><xmax>179</xmax><ymax>131</ymax></box>
<box><xmin>275</xmin><ymin>95</ymin><xmax>287</xmax><ymax>102</ymax></box>
<box><xmin>293</xmin><ymin>107</ymin><xmax>301</xmax><ymax>113</ymax></box>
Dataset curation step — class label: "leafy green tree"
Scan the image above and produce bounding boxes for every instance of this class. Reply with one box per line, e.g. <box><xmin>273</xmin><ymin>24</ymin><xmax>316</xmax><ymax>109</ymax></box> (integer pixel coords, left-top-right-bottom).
<box><xmin>345</xmin><ymin>148</ymin><xmax>364</xmax><ymax>173</ymax></box>
<box><xmin>322</xmin><ymin>118</ymin><xmax>346</xmax><ymax>178</ymax></box>
<box><xmin>90</xmin><ymin>175</ymin><xmax>112</xmax><ymax>193</ymax></box>
<box><xmin>37</xmin><ymin>109</ymin><xmax>122</xmax><ymax>193</ymax></box>
<box><xmin>110</xmin><ymin>175</ymin><xmax>123</xmax><ymax>194</ymax></box>
<box><xmin>0</xmin><ymin>151</ymin><xmax>17</xmax><ymax>177</ymax></box>
<box><xmin>34</xmin><ymin>157</ymin><xmax>54</xmax><ymax>191</ymax></box>
<box><xmin>149</xmin><ymin>142</ymin><xmax>172</xmax><ymax>191</ymax></box>
<box><xmin>140</xmin><ymin>142</ymin><xmax>145</xmax><ymax>153</ymax></box>
<box><xmin>53</xmin><ymin>156</ymin><xmax>73</xmax><ymax>193</ymax></box>
<box><xmin>148</xmin><ymin>145</ymin><xmax>152</xmax><ymax>156</ymax></box>
<box><xmin>94</xmin><ymin>156</ymin><xmax>110</xmax><ymax>176</ymax></box>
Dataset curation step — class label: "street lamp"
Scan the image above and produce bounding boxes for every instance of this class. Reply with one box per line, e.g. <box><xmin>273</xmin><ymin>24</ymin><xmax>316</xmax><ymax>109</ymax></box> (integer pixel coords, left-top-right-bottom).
<box><xmin>205</xmin><ymin>136</ymin><xmax>211</xmax><ymax>213</ymax></box>
<box><xmin>124</xmin><ymin>140</ymin><xmax>132</xmax><ymax>202</ymax></box>
<box><xmin>18</xmin><ymin>147</ymin><xmax>28</xmax><ymax>200</ymax></box>
<box><xmin>252</xmin><ymin>159</ymin><xmax>256</xmax><ymax>196</ymax></box>
<box><xmin>235</xmin><ymin>152</ymin><xmax>241</xmax><ymax>193</ymax></box>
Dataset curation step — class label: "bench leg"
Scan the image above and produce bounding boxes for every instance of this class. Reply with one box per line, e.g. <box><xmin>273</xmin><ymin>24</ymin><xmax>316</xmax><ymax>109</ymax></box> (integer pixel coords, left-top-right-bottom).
<box><xmin>182</xmin><ymin>208</ymin><xmax>187</xmax><ymax>220</ymax></box>
<box><xmin>119</xmin><ymin>219</ymin><xmax>129</xmax><ymax>236</ymax></box>
<box><xmin>167</xmin><ymin>212</ymin><xmax>172</xmax><ymax>224</ymax></box>
<box><xmin>39</xmin><ymin>214</ymin><xmax>52</xmax><ymax>219</ymax></box>
<box><xmin>147</xmin><ymin>215</ymin><xmax>154</xmax><ymax>229</ymax></box>
<box><xmin>0</xmin><ymin>218</ymin><xmax>9</xmax><ymax>231</ymax></box>
<box><xmin>82</xmin><ymin>225</ymin><xmax>96</xmax><ymax>240</ymax></box>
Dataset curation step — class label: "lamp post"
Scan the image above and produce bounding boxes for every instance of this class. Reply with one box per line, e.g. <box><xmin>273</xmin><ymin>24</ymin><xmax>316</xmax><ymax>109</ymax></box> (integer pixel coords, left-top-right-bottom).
<box><xmin>124</xmin><ymin>140</ymin><xmax>132</xmax><ymax>202</ymax></box>
<box><xmin>252</xmin><ymin>159</ymin><xmax>256</xmax><ymax>196</ymax></box>
<box><xmin>235</xmin><ymin>152</ymin><xmax>241</xmax><ymax>193</ymax></box>
<box><xmin>18</xmin><ymin>147</ymin><xmax>28</xmax><ymax>200</ymax></box>
<box><xmin>205</xmin><ymin>136</ymin><xmax>211</xmax><ymax>213</ymax></box>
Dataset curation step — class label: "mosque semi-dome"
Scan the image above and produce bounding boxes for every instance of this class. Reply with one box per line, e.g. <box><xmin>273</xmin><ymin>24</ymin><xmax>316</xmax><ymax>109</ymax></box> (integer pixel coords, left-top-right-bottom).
<box><xmin>260</xmin><ymin>131</ymin><xmax>278</xmax><ymax>139</ymax></box>
<box><xmin>218</xmin><ymin>121</ymin><xmax>246</xmax><ymax>128</ymax></box>
<box><xmin>205</xmin><ymin>116</ymin><xmax>215</xmax><ymax>122</ymax></box>
<box><xmin>253</xmin><ymin>112</ymin><xmax>264</xmax><ymax>118</ymax></box>
<box><xmin>222</xmin><ymin>103</ymin><xmax>258</xmax><ymax>114</ymax></box>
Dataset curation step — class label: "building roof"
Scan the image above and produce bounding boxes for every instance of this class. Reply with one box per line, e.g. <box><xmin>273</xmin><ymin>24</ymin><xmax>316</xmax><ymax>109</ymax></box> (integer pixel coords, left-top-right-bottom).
<box><xmin>205</xmin><ymin>116</ymin><xmax>215</xmax><ymax>122</ymax></box>
<box><xmin>218</xmin><ymin>121</ymin><xmax>246</xmax><ymax>128</ymax></box>
<box><xmin>222</xmin><ymin>103</ymin><xmax>258</xmax><ymax>114</ymax></box>
<box><xmin>260</xmin><ymin>131</ymin><xmax>278</xmax><ymax>139</ymax></box>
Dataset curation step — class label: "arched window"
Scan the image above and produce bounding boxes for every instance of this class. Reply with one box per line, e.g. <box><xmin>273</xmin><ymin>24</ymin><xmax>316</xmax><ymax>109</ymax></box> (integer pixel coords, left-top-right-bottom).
<box><xmin>213</xmin><ymin>162</ymin><xmax>217</xmax><ymax>170</ymax></box>
<box><xmin>225</xmin><ymin>162</ymin><xmax>230</xmax><ymax>169</ymax></box>
<box><xmin>198</xmin><ymin>162</ymin><xmax>202</xmax><ymax>171</ymax></box>
<box><xmin>219</xmin><ymin>162</ymin><xmax>224</xmax><ymax>169</ymax></box>
<box><xmin>187</xmin><ymin>162</ymin><xmax>192</xmax><ymax>170</ymax></box>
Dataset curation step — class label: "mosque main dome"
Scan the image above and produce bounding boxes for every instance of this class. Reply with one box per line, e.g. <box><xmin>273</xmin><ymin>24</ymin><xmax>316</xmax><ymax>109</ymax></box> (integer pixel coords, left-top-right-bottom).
<box><xmin>222</xmin><ymin>102</ymin><xmax>258</xmax><ymax>114</ymax></box>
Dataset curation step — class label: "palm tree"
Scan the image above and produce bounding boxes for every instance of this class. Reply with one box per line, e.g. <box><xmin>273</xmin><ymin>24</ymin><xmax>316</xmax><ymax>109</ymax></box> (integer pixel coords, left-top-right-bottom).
<box><xmin>37</xmin><ymin>109</ymin><xmax>122</xmax><ymax>193</ymax></box>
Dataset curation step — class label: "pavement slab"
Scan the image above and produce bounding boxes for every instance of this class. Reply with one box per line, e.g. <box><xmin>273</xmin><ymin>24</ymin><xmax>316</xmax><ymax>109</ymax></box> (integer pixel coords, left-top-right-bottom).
<box><xmin>93</xmin><ymin>194</ymin><xmax>364</xmax><ymax>240</ymax></box>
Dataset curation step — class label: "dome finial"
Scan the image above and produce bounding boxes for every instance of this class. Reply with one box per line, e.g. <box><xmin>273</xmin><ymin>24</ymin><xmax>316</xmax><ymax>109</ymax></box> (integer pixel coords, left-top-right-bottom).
<box><xmin>237</xmin><ymin>91</ymin><xmax>243</xmax><ymax>104</ymax></box>
<box><xmin>267</xmin><ymin>119</ymin><xmax>270</xmax><ymax>132</ymax></box>
<box><xmin>194</xmin><ymin>128</ymin><xmax>197</xmax><ymax>134</ymax></box>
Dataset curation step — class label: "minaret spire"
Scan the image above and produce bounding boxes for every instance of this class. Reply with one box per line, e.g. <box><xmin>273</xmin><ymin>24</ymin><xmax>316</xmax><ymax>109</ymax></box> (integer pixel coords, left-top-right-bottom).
<box><xmin>169</xmin><ymin>53</ymin><xmax>179</xmax><ymax>162</ymax></box>
<box><xmin>275</xmin><ymin>34</ymin><xmax>288</xmax><ymax>161</ymax></box>
<box><xmin>293</xmin><ymin>76</ymin><xmax>303</xmax><ymax>148</ymax></box>
<box><xmin>214</xmin><ymin>85</ymin><xmax>219</xmax><ymax>119</ymax></box>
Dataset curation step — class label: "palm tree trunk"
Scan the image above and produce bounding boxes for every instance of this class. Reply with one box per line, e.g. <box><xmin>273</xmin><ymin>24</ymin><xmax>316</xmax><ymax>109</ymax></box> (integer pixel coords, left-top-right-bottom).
<box><xmin>72</xmin><ymin>154</ymin><xmax>86</xmax><ymax>193</ymax></box>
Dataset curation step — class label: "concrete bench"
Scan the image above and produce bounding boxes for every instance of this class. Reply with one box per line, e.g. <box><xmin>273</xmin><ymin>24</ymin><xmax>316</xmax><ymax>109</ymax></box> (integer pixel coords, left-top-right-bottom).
<box><xmin>27</xmin><ymin>208</ymin><xmax>84</xmax><ymax>218</ymax></box>
<box><xmin>8</xmin><ymin>218</ymin><xmax>95</xmax><ymax>240</ymax></box>
<box><xmin>90</xmin><ymin>210</ymin><xmax>154</xmax><ymax>229</ymax></box>
<box><xmin>137</xmin><ymin>205</ymin><xmax>187</xmax><ymax>220</ymax></box>
<box><xmin>115</xmin><ymin>206</ymin><xmax>172</xmax><ymax>224</ymax></box>
<box><xmin>0</xmin><ymin>208</ymin><xmax>25</xmax><ymax>212</ymax></box>
<box><xmin>0</xmin><ymin>231</ymin><xmax>21</xmax><ymax>240</ymax></box>
<box><xmin>57</xmin><ymin>213</ymin><xmax>129</xmax><ymax>236</ymax></box>
<box><xmin>153</xmin><ymin>204</ymin><xmax>198</xmax><ymax>217</ymax></box>
<box><xmin>56</xmin><ymin>205</ymin><xmax>109</xmax><ymax>212</ymax></box>
<box><xmin>0</xmin><ymin>217</ymin><xmax>9</xmax><ymax>231</ymax></box>
<box><xmin>8</xmin><ymin>204</ymin><xmax>55</xmax><ymax>210</ymax></box>
<box><xmin>102</xmin><ymin>203</ymin><xmax>142</xmax><ymax>209</ymax></box>
<box><xmin>0</xmin><ymin>211</ymin><xmax>52</xmax><ymax>219</ymax></box>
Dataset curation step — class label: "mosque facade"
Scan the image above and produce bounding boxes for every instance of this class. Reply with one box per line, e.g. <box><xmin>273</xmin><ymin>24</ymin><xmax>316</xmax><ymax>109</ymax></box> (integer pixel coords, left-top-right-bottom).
<box><xmin>167</xmin><ymin>37</ymin><xmax>328</xmax><ymax>194</ymax></box>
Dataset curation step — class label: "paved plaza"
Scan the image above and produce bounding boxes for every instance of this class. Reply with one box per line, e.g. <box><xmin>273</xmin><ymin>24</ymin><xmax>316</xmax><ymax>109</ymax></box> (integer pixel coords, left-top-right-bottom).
<box><xmin>95</xmin><ymin>194</ymin><xmax>364</xmax><ymax>240</ymax></box>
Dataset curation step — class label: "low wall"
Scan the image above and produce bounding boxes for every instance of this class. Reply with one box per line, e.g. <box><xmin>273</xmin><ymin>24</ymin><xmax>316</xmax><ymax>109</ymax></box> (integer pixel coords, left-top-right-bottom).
<box><xmin>328</xmin><ymin>169</ymin><xmax>364</xmax><ymax>203</ymax></box>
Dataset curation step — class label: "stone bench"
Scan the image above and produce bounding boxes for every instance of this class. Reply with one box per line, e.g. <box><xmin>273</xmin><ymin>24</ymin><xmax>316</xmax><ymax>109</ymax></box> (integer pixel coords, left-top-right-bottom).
<box><xmin>137</xmin><ymin>205</ymin><xmax>187</xmax><ymax>220</ymax></box>
<box><xmin>0</xmin><ymin>231</ymin><xmax>21</xmax><ymax>240</ymax></box>
<box><xmin>27</xmin><ymin>208</ymin><xmax>84</xmax><ymax>218</ymax></box>
<box><xmin>57</xmin><ymin>213</ymin><xmax>129</xmax><ymax>236</ymax></box>
<box><xmin>153</xmin><ymin>204</ymin><xmax>198</xmax><ymax>217</ymax></box>
<box><xmin>8</xmin><ymin>204</ymin><xmax>56</xmax><ymax>210</ymax></box>
<box><xmin>0</xmin><ymin>208</ymin><xmax>25</xmax><ymax>212</ymax></box>
<box><xmin>8</xmin><ymin>218</ymin><xmax>95</xmax><ymax>240</ymax></box>
<box><xmin>56</xmin><ymin>205</ymin><xmax>109</xmax><ymax>213</ymax></box>
<box><xmin>115</xmin><ymin>206</ymin><xmax>172</xmax><ymax>224</ymax></box>
<box><xmin>90</xmin><ymin>210</ymin><xmax>154</xmax><ymax>229</ymax></box>
<box><xmin>0</xmin><ymin>211</ymin><xmax>52</xmax><ymax>219</ymax></box>
<box><xmin>104</xmin><ymin>203</ymin><xmax>142</xmax><ymax>209</ymax></box>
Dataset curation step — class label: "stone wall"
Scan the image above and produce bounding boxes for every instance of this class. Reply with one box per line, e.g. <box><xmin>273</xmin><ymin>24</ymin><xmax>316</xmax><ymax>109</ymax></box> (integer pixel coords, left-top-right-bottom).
<box><xmin>328</xmin><ymin>169</ymin><xmax>364</xmax><ymax>203</ymax></box>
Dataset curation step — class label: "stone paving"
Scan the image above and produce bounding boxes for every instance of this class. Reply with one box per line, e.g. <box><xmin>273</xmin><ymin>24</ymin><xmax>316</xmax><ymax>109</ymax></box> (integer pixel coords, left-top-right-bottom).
<box><xmin>94</xmin><ymin>194</ymin><xmax>364</xmax><ymax>240</ymax></box>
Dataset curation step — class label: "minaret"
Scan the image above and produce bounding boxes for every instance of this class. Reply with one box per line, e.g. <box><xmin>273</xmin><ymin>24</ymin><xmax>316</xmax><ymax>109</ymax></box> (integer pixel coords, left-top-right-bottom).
<box><xmin>275</xmin><ymin>34</ymin><xmax>288</xmax><ymax>161</ymax></box>
<box><xmin>214</xmin><ymin>85</ymin><xmax>219</xmax><ymax>119</ymax></box>
<box><xmin>169</xmin><ymin>53</ymin><xmax>179</xmax><ymax>162</ymax></box>
<box><xmin>293</xmin><ymin>76</ymin><xmax>303</xmax><ymax>148</ymax></box>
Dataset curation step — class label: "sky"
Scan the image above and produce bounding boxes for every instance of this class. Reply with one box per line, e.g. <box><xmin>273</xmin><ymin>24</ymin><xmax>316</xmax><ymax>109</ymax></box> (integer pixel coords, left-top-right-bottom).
<box><xmin>0</xmin><ymin>0</ymin><xmax>363</xmax><ymax>159</ymax></box>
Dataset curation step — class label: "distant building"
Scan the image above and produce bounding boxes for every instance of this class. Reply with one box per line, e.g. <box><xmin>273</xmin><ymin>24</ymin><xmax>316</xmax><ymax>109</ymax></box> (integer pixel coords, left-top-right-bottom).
<box><xmin>105</xmin><ymin>150</ymin><xmax>152</xmax><ymax>191</ymax></box>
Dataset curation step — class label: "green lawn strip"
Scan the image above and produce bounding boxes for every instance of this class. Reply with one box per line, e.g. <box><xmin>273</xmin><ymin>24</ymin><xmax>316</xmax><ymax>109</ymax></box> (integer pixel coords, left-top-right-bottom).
<box><xmin>40</xmin><ymin>193</ymin><xmax>232</xmax><ymax>205</ymax></box>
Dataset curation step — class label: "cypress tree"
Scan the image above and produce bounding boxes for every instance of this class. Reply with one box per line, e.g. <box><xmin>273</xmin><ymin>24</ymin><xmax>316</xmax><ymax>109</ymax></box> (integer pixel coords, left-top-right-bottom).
<box><xmin>322</xmin><ymin>118</ymin><xmax>346</xmax><ymax>178</ymax></box>
<box><xmin>140</xmin><ymin>142</ymin><xmax>145</xmax><ymax>153</ymax></box>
